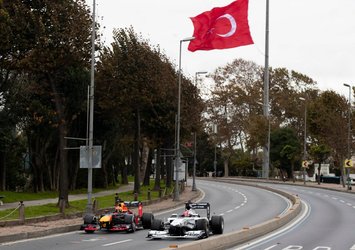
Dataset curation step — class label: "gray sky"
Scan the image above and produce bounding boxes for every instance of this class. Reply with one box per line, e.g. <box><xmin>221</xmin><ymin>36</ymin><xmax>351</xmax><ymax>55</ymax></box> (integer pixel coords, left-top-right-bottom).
<box><xmin>89</xmin><ymin>0</ymin><xmax>355</xmax><ymax>98</ymax></box>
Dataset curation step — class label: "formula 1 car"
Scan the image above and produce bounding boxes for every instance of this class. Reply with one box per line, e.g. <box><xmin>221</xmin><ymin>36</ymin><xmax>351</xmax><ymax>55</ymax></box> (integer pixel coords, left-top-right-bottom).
<box><xmin>81</xmin><ymin>201</ymin><xmax>154</xmax><ymax>233</ymax></box>
<box><xmin>147</xmin><ymin>202</ymin><xmax>224</xmax><ymax>239</ymax></box>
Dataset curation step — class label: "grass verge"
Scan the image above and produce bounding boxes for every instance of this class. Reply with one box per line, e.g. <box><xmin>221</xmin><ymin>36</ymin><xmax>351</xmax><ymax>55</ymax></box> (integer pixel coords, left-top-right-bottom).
<box><xmin>0</xmin><ymin>181</ymin><xmax>173</xmax><ymax>221</ymax></box>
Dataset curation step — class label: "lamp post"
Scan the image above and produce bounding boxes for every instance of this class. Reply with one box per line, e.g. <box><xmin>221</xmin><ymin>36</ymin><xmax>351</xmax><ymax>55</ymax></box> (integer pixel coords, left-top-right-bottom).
<box><xmin>174</xmin><ymin>37</ymin><xmax>195</xmax><ymax>201</ymax></box>
<box><xmin>257</xmin><ymin>101</ymin><xmax>271</xmax><ymax>178</ymax></box>
<box><xmin>343</xmin><ymin>83</ymin><xmax>352</xmax><ymax>190</ymax></box>
<box><xmin>299</xmin><ymin>97</ymin><xmax>307</xmax><ymax>185</ymax></box>
<box><xmin>263</xmin><ymin>0</ymin><xmax>270</xmax><ymax>179</ymax></box>
<box><xmin>192</xmin><ymin>71</ymin><xmax>207</xmax><ymax>191</ymax></box>
<box><xmin>213</xmin><ymin>124</ymin><xmax>217</xmax><ymax>177</ymax></box>
<box><xmin>86</xmin><ymin>0</ymin><xmax>96</xmax><ymax>214</ymax></box>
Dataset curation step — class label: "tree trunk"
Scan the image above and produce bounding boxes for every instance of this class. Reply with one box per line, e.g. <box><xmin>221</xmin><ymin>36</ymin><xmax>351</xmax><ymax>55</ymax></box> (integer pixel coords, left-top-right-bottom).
<box><xmin>0</xmin><ymin>151</ymin><xmax>5</xmax><ymax>191</ymax></box>
<box><xmin>166</xmin><ymin>154</ymin><xmax>172</xmax><ymax>188</ymax></box>
<box><xmin>133</xmin><ymin>109</ymin><xmax>141</xmax><ymax>194</ymax></box>
<box><xmin>49</xmin><ymin>79</ymin><xmax>69</xmax><ymax>208</ymax></box>
<box><xmin>154</xmin><ymin>148</ymin><xmax>161</xmax><ymax>191</ymax></box>
<box><xmin>121</xmin><ymin>162</ymin><xmax>128</xmax><ymax>185</ymax></box>
<box><xmin>143</xmin><ymin>150</ymin><xmax>152</xmax><ymax>186</ymax></box>
<box><xmin>223</xmin><ymin>158</ymin><xmax>229</xmax><ymax>177</ymax></box>
<box><xmin>140</xmin><ymin>139</ymin><xmax>149</xmax><ymax>182</ymax></box>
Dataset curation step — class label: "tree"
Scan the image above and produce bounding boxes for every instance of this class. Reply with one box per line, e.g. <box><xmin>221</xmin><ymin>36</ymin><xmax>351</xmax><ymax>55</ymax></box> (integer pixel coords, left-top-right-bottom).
<box><xmin>270</xmin><ymin>127</ymin><xmax>301</xmax><ymax>181</ymax></box>
<box><xmin>308</xmin><ymin>90</ymin><xmax>348</xmax><ymax>185</ymax></box>
<box><xmin>309</xmin><ymin>144</ymin><xmax>331</xmax><ymax>185</ymax></box>
<box><xmin>0</xmin><ymin>1</ymin><xmax>93</xmax><ymax>209</ymax></box>
<box><xmin>95</xmin><ymin>27</ymin><xmax>200</xmax><ymax>193</ymax></box>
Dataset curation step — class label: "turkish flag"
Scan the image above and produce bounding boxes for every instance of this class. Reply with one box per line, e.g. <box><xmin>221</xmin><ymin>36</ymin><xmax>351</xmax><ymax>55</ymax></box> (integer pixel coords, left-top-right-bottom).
<box><xmin>188</xmin><ymin>0</ymin><xmax>254</xmax><ymax>52</ymax></box>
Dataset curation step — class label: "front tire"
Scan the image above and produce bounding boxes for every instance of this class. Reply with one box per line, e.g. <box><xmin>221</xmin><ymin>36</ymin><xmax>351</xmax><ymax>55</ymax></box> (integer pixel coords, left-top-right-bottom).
<box><xmin>151</xmin><ymin>219</ymin><xmax>164</xmax><ymax>230</ymax></box>
<box><xmin>196</xmin><ymin>219</ymin><xmax>209</xmax><ymax>238</ymax></box>
<box><xmin>210</xmin><ymin>215</ymin><xmax>224</xmax><ymax>234</ymax></box>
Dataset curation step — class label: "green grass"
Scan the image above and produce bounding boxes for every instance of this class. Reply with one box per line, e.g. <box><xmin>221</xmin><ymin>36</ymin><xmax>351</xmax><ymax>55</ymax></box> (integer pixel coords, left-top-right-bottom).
<box><xmin>0</xmin><ymin>184</ymin><xmax>126</xmax><ymax>203</ymax></box>
<box><xmin>0</xmin><ymin>180</ymin><xmax>173</xmax><ymax>221</ymax></box>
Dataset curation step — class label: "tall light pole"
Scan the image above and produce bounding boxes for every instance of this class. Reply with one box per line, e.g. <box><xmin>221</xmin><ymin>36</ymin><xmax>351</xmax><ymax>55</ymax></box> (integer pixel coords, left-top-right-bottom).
<box><xmin>192</xmin><ymin>71</ymin><xmax>207</xmax><ymax>191</ymax></box>
<box><xmin>344</xmin><ymin>83</ymin><xmax>352</xmax><ymax>190</ymax></box>
<box><xmin>299</xmin><ymin>97</ymin><xmax>307</xmax><ymax>185</ymax></box>
<box><xmin>174</xmin><ymin>37</ymin><xmax>195</xmax><ymax>201</ymax></box>
<box><xmin>213</xmin><ymin>124</ymin><xmax>217</xmax><ymax>177</ymax></box>
<box><xmin>86</xmin><ymin>0</ymin><xmax>96</xmax><ymax>214</ymax></box>
<box><xmin>257</xmin><ymin>101</ymin><xmax>271</xmax><ymax>178</ymax></box>
<box><xmin>263</xmin><ymin>0</ymin><xmax>270</xmax><ymax>179</ymax></box>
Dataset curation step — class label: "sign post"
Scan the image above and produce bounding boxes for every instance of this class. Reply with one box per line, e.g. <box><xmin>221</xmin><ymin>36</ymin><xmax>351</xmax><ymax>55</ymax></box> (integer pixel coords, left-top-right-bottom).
<box><xmin>302</xmin><ymin>160</ymin><xmax>308</xmax><ymax>185</ymax></box>
<box><xmin>344</xmin><ymin>159</ymin><xmax>353</xmax><ymax>190</ymax></box>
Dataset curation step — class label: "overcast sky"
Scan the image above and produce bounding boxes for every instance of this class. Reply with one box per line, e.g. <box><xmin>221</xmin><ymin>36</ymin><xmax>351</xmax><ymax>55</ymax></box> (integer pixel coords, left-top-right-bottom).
<box><xmin>88</xmin><ymin>0</ymin><xmax>355</xmax><ymax>98</ymax></box>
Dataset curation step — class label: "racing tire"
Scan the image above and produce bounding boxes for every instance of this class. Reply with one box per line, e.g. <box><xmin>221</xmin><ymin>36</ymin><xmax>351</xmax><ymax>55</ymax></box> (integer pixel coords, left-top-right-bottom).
<box><xmin>141</xmin><ymin>213</ymin><xmax>154</xmax><ymax>229</ymax></box>
<box><xmin>196</xmin><ymin>219</ymin><xmax>209</xmax><ymax>238</ymax></box>
<box><xmin>151</xmin><ymin>219</ymin><xmax>164</xmax><ymax>231</ymax></box>
<box><xmin>210</xmin><ymin>215</ymin><xmax>224</xmax><ymax>234</ymax></box>
<box><xmin>83</xmin><ymin>214</ymin><xmax>96</xmax><ymax>224</ymax></box>
<box><xmin>84</xmin><ymin>230</ymin><xmax>95</xmax><ymax>234</ymax></box>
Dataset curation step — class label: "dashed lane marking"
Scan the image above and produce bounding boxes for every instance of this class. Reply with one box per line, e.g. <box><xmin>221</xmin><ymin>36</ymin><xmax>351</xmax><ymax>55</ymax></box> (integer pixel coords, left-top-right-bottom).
<box><xmin>102</xmin><ymin>239</ymin><xmax>132</xmax><ymax>247</ymax></box>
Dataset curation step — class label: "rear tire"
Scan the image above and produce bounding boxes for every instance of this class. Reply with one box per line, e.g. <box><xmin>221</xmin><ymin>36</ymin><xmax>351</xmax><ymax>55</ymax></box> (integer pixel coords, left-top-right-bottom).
<box><xmin>83</xmin><ymin>214</ymin><xmax>96</xmax><ymax>224</ymax></box>
<box><xmin>141</xmin><ymin>213</ymin><xmax>154</xmax><ymax>229</ymax></box>
<box><xmin>151</xmin><ymin>219</ymin><xmax>163</xmax><ymax>230</ymax></box>
<box><xmin>210</xmin><ymin>215</ymin><xmax>224</xmax><ymax>234</ymax></box>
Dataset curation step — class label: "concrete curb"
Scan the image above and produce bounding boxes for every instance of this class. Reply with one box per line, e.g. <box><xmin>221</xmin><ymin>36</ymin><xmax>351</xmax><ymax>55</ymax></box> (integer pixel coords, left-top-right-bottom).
<box><xmin>160</xmin><ymin>180</ymin><xmax>302</xmax><ymax>250</ymax></box>
<box><xmin>0</xmin><ymin>190</ymin><xmax>202</xmax><ymax>244</ymax></box>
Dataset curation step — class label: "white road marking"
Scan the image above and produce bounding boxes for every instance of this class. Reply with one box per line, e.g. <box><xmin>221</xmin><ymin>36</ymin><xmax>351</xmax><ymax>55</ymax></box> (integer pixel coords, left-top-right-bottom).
<box><xmin>227</xmin><ymin>209</ymin><xmax>233</xmax><ymax>213</ymax></box>
<box><xmin>102</xmin><ymin>239</ymin><xmax>132</xmax><ymax>247</ymax></box>
<box><xmin>340</xmin><ymin>200</ymin><xmax>345</xmax><ymax>203</ymax></box>
<box><xmin>350</xmin><ymin>244</ymin><xmax>355</xmax><ymax>250</ymax></box>
<box><xmin>234</xmin><ymin>200</ymin><xmax>310</xmax><ymax>250</ymax></box>
<box><xmin>347</xmin><ymin>203</ymin><xmax>352</xmax><ymax>206</ymax></box>
<box><xmin>332</xmin><ymin>197</ymin><xmax>338</xmax><ymax>200</ymax></box>
<box><xmin>264</xmin><ymin>245</ymin><xmax>278</xmax><ymax>250</ymax></box>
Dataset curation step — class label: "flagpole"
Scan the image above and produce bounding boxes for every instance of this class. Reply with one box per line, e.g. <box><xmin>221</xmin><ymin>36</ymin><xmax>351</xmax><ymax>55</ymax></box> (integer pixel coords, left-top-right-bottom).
<box><xmin>262</xmin><ymin>0</ymin><xmax>270</xmax><ymax>179</ymax></box>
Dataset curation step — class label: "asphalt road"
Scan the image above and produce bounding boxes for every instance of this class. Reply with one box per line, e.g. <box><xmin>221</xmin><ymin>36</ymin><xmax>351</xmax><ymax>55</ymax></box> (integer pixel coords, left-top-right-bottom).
<box><xmin>234</xmin><ymin>183</ymin><xmax>355</xmax><ymax>250</ymax></box>
<box><xmin>0</xmin><ymin>180</ymin><xmax>288</xmax><ymax>250</ymax></box>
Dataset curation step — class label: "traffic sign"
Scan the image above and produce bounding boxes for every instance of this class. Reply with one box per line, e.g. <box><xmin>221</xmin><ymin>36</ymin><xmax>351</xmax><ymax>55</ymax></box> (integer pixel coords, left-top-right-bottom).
<box><xmin>302</xmin><ymin>160</ymin><xmax>309</xmax><ymax>168</ymax></box>
<box><xmin>344</xmin><ymin>159</ymin><xmax>353</xmax><ymax>168</ymax></box>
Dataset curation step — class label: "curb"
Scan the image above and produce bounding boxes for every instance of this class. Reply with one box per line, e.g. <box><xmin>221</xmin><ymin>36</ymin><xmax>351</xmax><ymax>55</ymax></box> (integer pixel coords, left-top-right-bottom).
<box><xmin>160</xmin><ymin>180</ymin><xmax>302</xmax><ymax>250</ymax></box>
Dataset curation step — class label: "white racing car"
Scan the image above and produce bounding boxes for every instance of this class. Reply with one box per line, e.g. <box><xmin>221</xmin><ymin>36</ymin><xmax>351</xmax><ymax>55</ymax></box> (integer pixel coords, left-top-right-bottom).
<box><xmin>147</xmin><ymin>202</ymin><xmax>224</xmax><ymax>239</ymax></box>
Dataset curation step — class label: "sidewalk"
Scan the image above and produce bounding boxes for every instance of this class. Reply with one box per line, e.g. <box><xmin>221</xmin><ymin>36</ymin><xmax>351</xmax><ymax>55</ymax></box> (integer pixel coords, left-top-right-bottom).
<box><xmin>0</xmin><ymin>183</ymin><xmax>134</xmax><ymax>212</ymax></box>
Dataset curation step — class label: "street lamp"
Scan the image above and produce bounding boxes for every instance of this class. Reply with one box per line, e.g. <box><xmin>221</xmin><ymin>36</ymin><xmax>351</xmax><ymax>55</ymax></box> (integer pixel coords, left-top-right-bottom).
<box><xmin>192</xmin><ymin>71</ymin><xmax>207</xmax><ymax>191</ymax></box>
<box><xmin>86</xmin><ymin>0</ymin><xmax>96</xmax><ymax>214</ymax></box>
<box><xmin>257</xmin><ymin>101</ymin><xmax>271</xmax><ymax>178</ymax></box>
<box><xmin>263</xmin><ymin>0</ymin><xmax>270</xmax><ymax>179</ymax></box>
<box><xmin>174</xmin><ymin>36</ymin><xmax>195</xmax><ymax>201</ymax></box>
<box><xmin>299</xmin><ymin>97</ymin><xmax>307</xmax><ymax>185</ymax></box>
<box><xmin>213</xmin><ymin>124</ymin><xmax>218</xmax><ymax>177</ymax></box>
<box><xmin>343</xmin><ymin>83</ymin><xmax>352</xmax><ymax>190</ymax></box>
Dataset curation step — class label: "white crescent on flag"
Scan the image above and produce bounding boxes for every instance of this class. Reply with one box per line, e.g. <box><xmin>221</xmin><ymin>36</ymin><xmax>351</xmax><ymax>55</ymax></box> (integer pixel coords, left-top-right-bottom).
<box><xmin>216</xmin><ymin>14</ymin><xmax>237</xmax><ymax>38</ymax></box>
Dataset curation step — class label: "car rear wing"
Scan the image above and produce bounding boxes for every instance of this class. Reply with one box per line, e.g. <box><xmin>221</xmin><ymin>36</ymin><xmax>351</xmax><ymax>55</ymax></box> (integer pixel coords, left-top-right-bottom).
<box><xmin>123</xmin><ymin>201</ymin><xmax>142</xmax><ymax>207</ymax></box>
<box><xmin>186</xmin><ymin>202</ymin><xmax>210</xmax><ymax>219</ymax></box>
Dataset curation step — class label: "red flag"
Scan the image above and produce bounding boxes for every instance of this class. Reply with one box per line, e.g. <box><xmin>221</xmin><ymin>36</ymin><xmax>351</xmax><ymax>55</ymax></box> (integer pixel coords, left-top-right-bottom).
<box><xmin>188</xmin><ymin>0</ymin><xmax>254</xmax><ymax>52</ymax></box>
